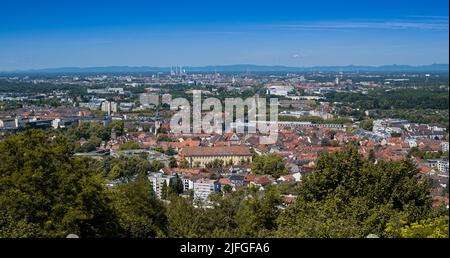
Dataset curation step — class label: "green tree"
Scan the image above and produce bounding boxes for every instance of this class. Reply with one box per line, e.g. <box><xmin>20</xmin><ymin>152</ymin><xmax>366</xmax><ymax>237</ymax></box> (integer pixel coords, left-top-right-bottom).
<box><xmin>206</xmin><ymin>159</ymin><xmax>224</xmax><ymax>169</ymax></box>
<box><xmin>119</xmin><ymin>141</ymin><xmax>140</xmax><ymax>150</ymax></box>
<box><xmin>75</xmin><ymin>135</ymin><xmax>102</xmax><ymax>152</ymax></box>
<box><xmin>66</xmin><ymin>122</ymin><xmax>109</xmax><ymax>142</ymax></box>
<box><xmin>107</xmin><ymin>157</ymin><xmax>152</xmax><ymax>181</ymax></box>
<box><xmin>169</xmin><ymin>156</ymin><xmax>178</xmax><ymax>168</ymax></box>
<box><xmin>327</xmin><ymin>130</ymin><xmax>337</xmax><ymax>140</ymax></box>
<box><xmin>165</xmin><ymin>146</ymin><xmax>177</xmax><ymax>156</ymax></box>
<box><xmin>178</xmin><ymin>159</ymin><xmax>189</xmax><ymax>169</ymax></box>
<box><xmin>252</xmin><ymin>154</ymin><xmax>288</xmax><ymax>178</ymax></box>
<box><xmin>153</xmin><ymin>146</ymin><xmax>165</xmax><ymax>153</ymax></box>
<box><xmin>276</xmin><ymin>146</ymin><xmax>434</xmax><ymax>238</ymax></box>
<box><xmin>321</xmin><ymin>138</ymin><xmax>331</xmax><ymax>146</ymax></box>
<box><xmin>391</xmin><ymin>132</ymin><xmax>402</xmax><ymax>137</ymax></box>
<box><xmin>166</xmin><ymin>195</ymin><xmax>204</xmax><ymax>237</ymax></box>
<box><xmin>223</xmin><ymin>184</ymin><xmax>233</xmax><ymax>194</ymax></box>
<box><xmin>150</xmin><ymin>160</ymin><xmax>165</xmax><ymax>172</ymax></box>
<box><xmin>235</xmin><ymin>187</ymin><xmax>281</xmax><ymax>237</ymax></box>
<box><xmin>408</xmin><ymin>147</ymin><xmax>444</xmax><ymax>159</ymax></box>
<box><xmin>109</xmin><ymin>178</ymin><xmax>167</xmax><ymax>238</ymax></box>
<box><xmin>157</xmin><ymin>135</ymin><xmax>173</xmax><ymax>142</ymax></box>
<box><xmin>368</xmin><ymin>149</ymin><xmax>376</xmax><ymax>162</ymax></box>
<box><xmin>169</xmin><ymin>174</ymin><xmax>184</xmax><ymax>195</ymax></box>
<box><xmin>360</xmin><ymin>119</ymin><xmax>374</xmax><ymax>131</ymax></box>
<box><xmin>0</xmin><ymin>130</ymin><xmax>119</xmax><ymax>237</ymax></box>
<box><xmin>161</xmin><ymin>183</ymin><xmax>169</xmax><ymax>200</ymax></box>
<box><xmin>106</xmin><ymin>120</ymin><xmax>125</xmax><ymax>136</ymax></box>
<box><xmin>385</xmin><ymin>215</ymin><xmax>449</xmax><ymax>238</ymax></box>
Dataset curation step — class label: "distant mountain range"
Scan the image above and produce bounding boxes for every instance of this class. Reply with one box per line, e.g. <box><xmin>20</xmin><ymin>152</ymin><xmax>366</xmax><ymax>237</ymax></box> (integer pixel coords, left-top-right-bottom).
<box><xmin>1</xmin><ymin>64</ymin><xmax>448</xmax><ymax>74</ymax></box>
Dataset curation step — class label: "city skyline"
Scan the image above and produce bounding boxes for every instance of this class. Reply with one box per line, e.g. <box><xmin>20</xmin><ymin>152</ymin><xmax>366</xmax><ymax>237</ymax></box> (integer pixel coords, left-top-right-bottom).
<box><xmin>0</xmin><ymin>0</ymin><xmax>449</xmax><ymax>70</ymax></box>
<box><xmin>2</xmin><ymin>63</ymin><xmax>449</xmax><ymax>74</ymax></box>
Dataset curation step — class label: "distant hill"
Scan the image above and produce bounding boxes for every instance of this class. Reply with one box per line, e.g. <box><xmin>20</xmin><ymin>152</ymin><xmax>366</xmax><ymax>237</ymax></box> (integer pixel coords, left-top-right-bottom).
<box><xmin>1</xmin><ymin>64</ymin><xmax>448</xmax><ymax>74</ymax></box>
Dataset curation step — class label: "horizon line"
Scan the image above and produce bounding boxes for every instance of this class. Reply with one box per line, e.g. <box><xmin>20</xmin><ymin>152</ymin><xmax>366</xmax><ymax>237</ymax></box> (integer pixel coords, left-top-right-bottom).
<box><xmin>1</xmin><ymin>63</ymin><xmax>449</xmax><ymax>73</ymax></box>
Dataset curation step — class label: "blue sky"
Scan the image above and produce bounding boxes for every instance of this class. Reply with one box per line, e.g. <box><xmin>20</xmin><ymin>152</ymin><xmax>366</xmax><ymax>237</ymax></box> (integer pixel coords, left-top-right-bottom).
<box><xmin>0</xmin><ymin>0</ymin><xmax>448</xmax><ymax>70</ymax></box>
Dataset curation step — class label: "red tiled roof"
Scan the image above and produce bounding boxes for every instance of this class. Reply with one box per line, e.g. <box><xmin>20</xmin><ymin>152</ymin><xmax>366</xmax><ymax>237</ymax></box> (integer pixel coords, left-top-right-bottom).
<box><xmin>432</xmin><ymin>196</ymin><xmax>449</xmax><ymax>207</ymax></box>
<box><xmin>253</xmin><ymin>175</ymin><xmax>271</xmax><ymax>186</ymax></box>
<box><xmin>169</xmin><ymin>140</ymin><xmax>201</xmax><ymax>148</ymax></box>
<box><xmin>161</xmin><ymin>167</ymin><xmax>171</xmax><ymax>174</ymax></box>
<box><xmin>214</xmin><ymin>141</ymin><xmax>231</xmax><ymax>147</ymax></box>
<box><xmin>418</xmin><ymin>165</ymin><xmax>433</xmax><ymax>174</ymax></box>
<box><xmin>280</xmin><ymin>194</ymin><xmax>297</xmax><ymax>204</ymax></box>
<box><xmin>172</xmin><ymin>168</ymin><xmax>201</xmax><ymax>175</ymax></box>
<box><xmin>219</xmin><ymin>178</ymin><xmax>231</xmax><ymax>184</ymax></box>
<box><xmin>181</xmin><ymin>146</ymin><xmax>252</xmax><ymax>157</ymax></box>
<box><xmin>388</xmin><ymin>137</ymin><xmax>402</xmax><ymax>143</ymax></box>
<box><xmin>244</xmin><ymin>174</ymin><xmax>256</xmax><ymax>182</ymax></box>
<box><xmin>279</xmin><ymin>175</ymin><xmax>295</xmax><ymax>181</ymax></box>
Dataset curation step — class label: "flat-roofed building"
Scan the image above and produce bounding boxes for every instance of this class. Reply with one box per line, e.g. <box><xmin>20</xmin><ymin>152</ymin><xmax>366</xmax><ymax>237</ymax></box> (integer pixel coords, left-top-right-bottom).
<box><xmin>101</xmin><ymin>101</ymin><xmax>118</xmax><ymax>115</ymax></box>
<box><xmin>148</xmin><ymin>172</ymin><xmax>176</xmax><ymax>199</ymax></box>
<box><xmin>193</xmin><ymin>178</ymin><xmax>221</xmax><ymax>201</ymax></box>
<box><xmin>140</xmin><ymin>93</ymin><xmax>159</xmax><ymax>107</ymax></box>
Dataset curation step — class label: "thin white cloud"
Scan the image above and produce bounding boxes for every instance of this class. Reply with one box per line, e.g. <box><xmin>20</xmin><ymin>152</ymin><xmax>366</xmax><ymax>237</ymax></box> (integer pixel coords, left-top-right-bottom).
<box><xmin>190</xmin><ymin>31</ymin><xmax>246</xmax><ymax>35</ymax></box>
<box><xmin>408</xmin><ymin>15</ymin><xmax>449</xmax><ymax>19</ymax></box>
<box><xmin>269</xmin><ymin>19</ymin><xmax>449</xmax><ymax>31</ymax></box>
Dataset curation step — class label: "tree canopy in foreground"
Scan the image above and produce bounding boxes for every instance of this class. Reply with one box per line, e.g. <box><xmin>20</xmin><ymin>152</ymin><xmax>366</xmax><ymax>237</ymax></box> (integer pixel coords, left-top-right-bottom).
<box><xmin>0</xmin><ymin>130</ymin><xmax>447</xmax><ymax>238</ymax></box>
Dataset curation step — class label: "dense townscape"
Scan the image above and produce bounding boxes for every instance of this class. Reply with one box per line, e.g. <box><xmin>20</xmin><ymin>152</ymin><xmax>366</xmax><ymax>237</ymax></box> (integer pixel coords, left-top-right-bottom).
<box><xmin>0</xmin><ymin>69</ymin><xmax>448</xmax><ymax>238</ymax></box>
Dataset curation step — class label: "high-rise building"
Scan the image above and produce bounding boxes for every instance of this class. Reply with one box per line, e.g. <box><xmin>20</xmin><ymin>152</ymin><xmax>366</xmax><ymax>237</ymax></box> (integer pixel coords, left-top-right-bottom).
<box><xmin>139</xmin><ymin>93</ymin><xmax>159</xmax><ymax>107</ymax></box>
<box><xmin>442</xmin><ymin>142</ymin><xmax>449</xmax><ymax>152</ymax></box>
<box><xmin>161</xmin><ymin>93</ymin><xmax>172</xmax><ymax>105</ymax></box>
<box><xmin>101</xmin><ymin>101</ymin><xmax>118</xmax><ymax>115</ymax></box>
<box><xmin>148</xmin><ymin>172</ymin><xmax>176</xmax><ymax>199</ymax></box>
